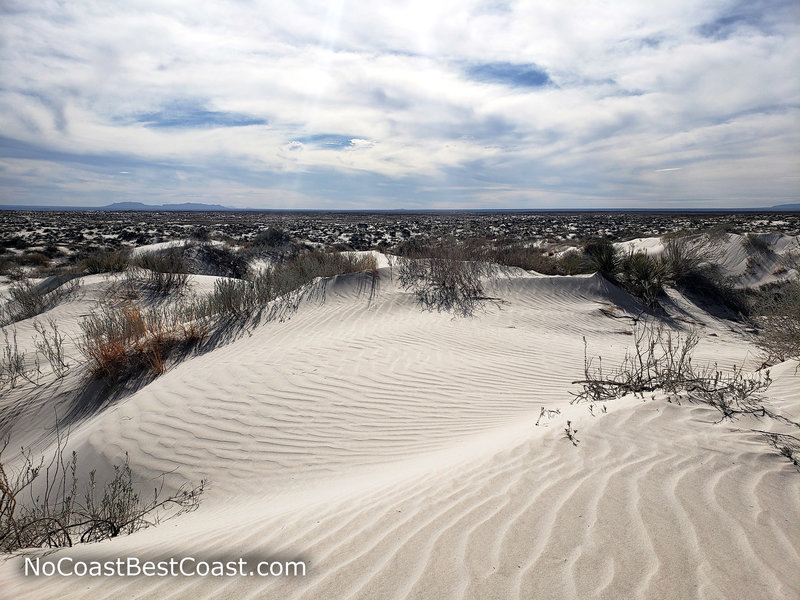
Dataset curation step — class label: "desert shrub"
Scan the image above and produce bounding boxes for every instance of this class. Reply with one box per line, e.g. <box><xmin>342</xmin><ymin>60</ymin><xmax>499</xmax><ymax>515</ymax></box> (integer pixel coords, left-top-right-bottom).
<box><xmin>558</xmin><ymin>250</ymin><xmax>585</xmax><ymax>275</ymax></box>
<box><xmin>194</xmin><ymin>249</ymin><xmax>379</xmax><ymax>321</ymax></box>
<box><xmin>743</xmin><ymin>233</ymin><xmax>771</xmax><ymax>254</ymax></box>
<box><xmin>583</xmin><ymin>239</ymin><xmax>619</xmax><ymax>279</ymax></box>
<box><xmin>573</xmin><ymin>321</ymin><xmax>772</xmax><ymax>419</ymax></box>
<box><xmin>270</xmin><ymin>250</ymin><xmax>378</xmax><ymax>295</ymax></box>
<box><xmin>752</xmin><ymin>280</ymin><xmax>800</xmax><ymax>362</ymax></box>
<box><xmin>253</xmin><ymin>227</ymin><xmax>291</xmax><ymax>248</ymax></box>
<box><xmin>0</xmin><ymin>320</ymin><xmax>71</xmax><ymax>390</ymax></box>
<box><xmin>0</xmin><ymin>256</ymin><xmax>25</xmax><ymax>281</ymax></box>
<box><xmin>1</xmin><ymin>328</ymin><xmax>36</xmax><ymax>389</ymax></box>
<box><xmin>199</xmin><ymin>278</ymin><xmax>256</xmax><ymax>320</ymax></box>
<box><xmin>487</xmin><ymin>244</ymin><xmax>562</xmax><ymax>274</ymax></box>
<box><xmin>19</xmin><ymin>252</ymin><xmax>51</xmax><ymax>269</ymax></box>
<box><xmin>0</xmin><ymin>278</ymin><xmax>81</xmax><ymax>326</ymax></box>
<box><xmin>190</xmin><ymin>243</ymin><xmax>250</xmax><ymax>279</ymax></box>
<box><xmin>131</xmin><ymin>248</ymin><xmax>189</xmax><ymax>296</ymax></box>
<box><xmin>189</xmin><ymin>226</ymin><xmax>211</xmax><ymax>241</ymax></box>
<box><xmin>705</xmin><ymin>223</ymin><xmax>734</xmax><ymax>242</ymax></box>
<box><xmin>81</xmin><ymin>248</ymin><xmax>131</xmax><ymax>274</ymax></box>
<box><xmin>397</xmin><ymin>244</ymin><xmax>493</xmax><ymax>316</ymax></box>
<box><xmin>79</xmin><ymin>298</ymin><xmax>206</xmax><ymax>379</ymax></box>
<box><xmin>33</xmin><ymin>318</ymin><xmax>70</xmax><ymax>378</ymax></box>
<box><xmin>0</xmin><ymin>431</ymin><xmax>205</xmax><ymax>552</ymax></box>
<box><xmin>618</xmin><ymin>251</ymin><xmax>667</xmax><ymax>308</ymax></box>
<box><xmin>657</xmin><ymin>237</ymin><xmax>748</xmax><ymax>316</ymax></box>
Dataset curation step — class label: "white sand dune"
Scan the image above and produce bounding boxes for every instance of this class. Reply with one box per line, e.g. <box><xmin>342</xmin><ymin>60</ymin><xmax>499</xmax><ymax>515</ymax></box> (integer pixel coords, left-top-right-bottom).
<box><xmin>617</xmin><ymin>233</ymin><xmax>800</xmax><ymax>288</ymax></box>
<box><xmin>1</xmin><ymin>254</ymin><xmax>798</xmax><ymax>599</ymax></box>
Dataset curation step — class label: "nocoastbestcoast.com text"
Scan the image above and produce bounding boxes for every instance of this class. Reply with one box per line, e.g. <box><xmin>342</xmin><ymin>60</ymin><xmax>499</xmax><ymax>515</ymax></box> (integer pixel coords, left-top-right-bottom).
<box><xmin>23</xmin><ymin>556</ymin><xmax>307</xmax><ymax>578</ymax></box>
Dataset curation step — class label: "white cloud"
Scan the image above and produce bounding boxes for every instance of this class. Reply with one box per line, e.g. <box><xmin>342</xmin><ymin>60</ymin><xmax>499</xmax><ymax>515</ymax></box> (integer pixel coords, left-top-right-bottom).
<box><xmin>0</xmin><ymin>0</ymin><xmax>798</xmax><ymax>207</ymax></box>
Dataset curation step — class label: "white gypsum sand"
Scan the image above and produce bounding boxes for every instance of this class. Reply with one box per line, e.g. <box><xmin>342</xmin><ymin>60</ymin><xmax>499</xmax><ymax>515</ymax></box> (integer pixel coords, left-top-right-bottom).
<box><xmin>0</xmin><ymin>238</ymin><xmax>798</xmax><ymax>600</ymax></box>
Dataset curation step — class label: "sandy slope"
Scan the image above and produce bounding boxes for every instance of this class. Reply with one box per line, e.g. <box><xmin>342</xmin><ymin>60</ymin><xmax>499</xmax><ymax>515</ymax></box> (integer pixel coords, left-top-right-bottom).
<box><xmin>1</xmin><ymin>261</ymin><xmax>798</xmax><ymax>599</ymax></box>
<box><xmin>617</xmin><ymin>233</ymin><xmax>800</xmax><ymax>288</ymax></box>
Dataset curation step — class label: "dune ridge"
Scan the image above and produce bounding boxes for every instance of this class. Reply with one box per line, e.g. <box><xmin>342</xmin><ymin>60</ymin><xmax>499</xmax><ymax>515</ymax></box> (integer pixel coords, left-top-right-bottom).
<box><xmin>1</xmin><ymin>255</ymin><xmax>798</xmax><ymax>599</ymax></box>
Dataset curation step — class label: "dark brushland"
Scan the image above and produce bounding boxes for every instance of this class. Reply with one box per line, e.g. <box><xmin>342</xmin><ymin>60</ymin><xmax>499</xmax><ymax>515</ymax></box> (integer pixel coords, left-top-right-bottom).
<box><xmin>0</xmin><ymin>202</ymin><xmax>798</xmax><ymax>212</ymax></box>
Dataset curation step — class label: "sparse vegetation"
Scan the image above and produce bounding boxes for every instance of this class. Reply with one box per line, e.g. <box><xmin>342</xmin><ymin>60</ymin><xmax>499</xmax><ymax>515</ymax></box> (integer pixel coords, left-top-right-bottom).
<box><xmin>79</xmin><ymin>296</ymin><xmax>207</xmax><ymax>379</ymax></box>
<box><xmin>131</xmin><ymin>248</ymin><xmax>190</xmax><ymax>296</ymax></box>
<box><xmin>743</xmin><ymin>233</ymin><xmax>771</xmax><ymax>254</ymax></box>
<box><xmin>33</xmin><ymin>318</ymin><xmax>70</xmax><ymax>378</ymax></box>
<box><xmin>0</xmin><ymin>278</ymin><xmax>81</xmax><ymax>326</ymax></box>
<box><xmin>396</xmin><ymin>243</ymin><xmax>494</xmax><ymax>316</ymax></box>
<box><xmin>572</xmin><ymin>322</ymin><xmax>772</xmax><ymax>420</ymax></box>
<box><xmin>751</xmin><ymin>279</ymin><xmax>800</xmax><ymax>362</ymax></box>
<box><xmin>81</xmin><ymin>248</ymin><xmax>132</xmax><ymax>274</ymax></box>
<box><xmin>0</xmin><ymin>429</ymin><xmax>205</xmax><ymax>552</ymax></box>
<box><xmin>564</xmin><ymin>420</ymin><xmax>580</xmax><ymax>446</ymax></box>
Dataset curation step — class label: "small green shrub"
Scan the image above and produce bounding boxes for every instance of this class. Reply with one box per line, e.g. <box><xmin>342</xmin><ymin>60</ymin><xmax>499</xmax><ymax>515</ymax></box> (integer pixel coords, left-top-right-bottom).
<box><xmin>619</xmin><ymin>251</ymin><xmax>667</xmax><ymax>308</ymax></box>
<box><xmin>584</xmin><ymin>240</ymin><xmax>619</xmax><ymax>279</ymax></box>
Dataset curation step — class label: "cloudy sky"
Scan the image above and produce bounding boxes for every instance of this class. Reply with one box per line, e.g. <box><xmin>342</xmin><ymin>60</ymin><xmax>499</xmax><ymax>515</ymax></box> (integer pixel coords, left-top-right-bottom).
<box><xmin>1</xmin><ymin>0</ymin><xmax>798</xmax><ymax>209</ymax></box>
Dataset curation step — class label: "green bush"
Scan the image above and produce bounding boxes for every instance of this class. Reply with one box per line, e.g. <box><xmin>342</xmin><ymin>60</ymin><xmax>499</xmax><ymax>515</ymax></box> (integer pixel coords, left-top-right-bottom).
<box><xmin>584</xmin><ymin>240</ymin><xmax>619</xmax><ymax>279</ymax></box>
<box><xmin>619</xmin><ymin>251</ymin><xmax>668</xmax><ymax>308</ymax></box>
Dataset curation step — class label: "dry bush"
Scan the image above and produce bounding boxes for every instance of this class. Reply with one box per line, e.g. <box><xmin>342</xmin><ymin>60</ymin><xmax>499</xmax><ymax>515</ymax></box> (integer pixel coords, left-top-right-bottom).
<box><xmin>131</xmin><ymin>248</ymin><xmax>189</xmax><ymax>296</ymax></box>
<box><xmin>752</xmin><ymin>280</ymin><xmax>800</xmax><ymax>362</ymax></box>
<box><xmin>81</xmin><ymin>248</ymin><xmax>132</xmax><ymax>274</ymax></box>
<box><xmin>0</xmin><ymin>278</ymin><xmax>81</xmax><ymax>326</ymax></box>
<box><xmin>0</xmin><ymin>430</ymin><xmax>204</xmax><ymax>552</ymax></box>
<box><xmin>397</xmin><ymin>244</ymin><xmax>493</xmax><ymax>316</ymax></box>
<box><xmin>79</xmin><ymin>297</ymin><xmax>206</xmax><ymax>379</ymax></box>
<box><xmin>572</xmin><ymin>321</ymin><xmax>772</xmax><ymax>420</ymax></box>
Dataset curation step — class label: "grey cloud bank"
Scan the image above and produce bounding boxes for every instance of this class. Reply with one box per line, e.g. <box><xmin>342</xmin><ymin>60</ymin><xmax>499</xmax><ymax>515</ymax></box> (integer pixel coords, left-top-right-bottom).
<box><xmin>0</xmin><ymin>0</ymin><xmax>798</xmax><ymax>209</ymax></box>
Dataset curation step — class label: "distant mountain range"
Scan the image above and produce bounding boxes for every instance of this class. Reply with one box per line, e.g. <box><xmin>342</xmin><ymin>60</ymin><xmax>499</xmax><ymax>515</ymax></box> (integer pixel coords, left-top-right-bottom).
<box><xmin>100</xmin><ymin>201</ymin><xmax>235</xmax><ymax>211</ymax></box>
<box><xmin>1</xmin><ymin>202</ymin><xmax>799</xmax><ymax>212</ymax></box>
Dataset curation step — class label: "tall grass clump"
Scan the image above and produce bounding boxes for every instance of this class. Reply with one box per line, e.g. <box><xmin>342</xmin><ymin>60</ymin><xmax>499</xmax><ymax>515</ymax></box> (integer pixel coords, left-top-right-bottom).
<box><xmin>618</xmin><ymin>251</ymin><xmax>668</xmax><ymax>308</ymax></box>
<box><xmin>584</xmin><ymin>240</ymin><xmax>620</xmax><ymax>279</ymax></box>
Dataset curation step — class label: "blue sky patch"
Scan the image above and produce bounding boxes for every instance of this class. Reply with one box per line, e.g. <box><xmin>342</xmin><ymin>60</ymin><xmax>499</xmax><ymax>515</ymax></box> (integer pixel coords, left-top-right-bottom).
<box><xmin>466</xmin><ymin>62</ymin><xmax>552</xmax><ymax>88</ymax></box>
<box><xmin>295</xmin><ymin>134</ymin><xmax>359</xmax><ymax>148</ymax></box>
<box><xmin>132</xmin><ymin>101</ymin><xmax>267</xmax><ymax>129</ymax></box>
